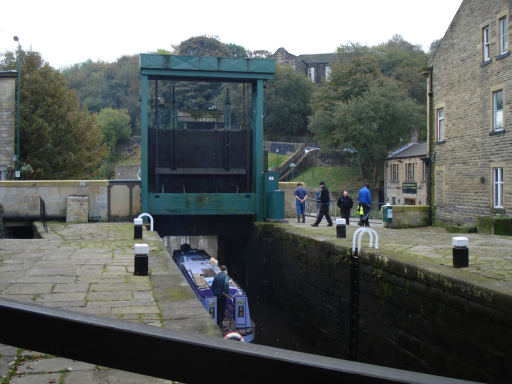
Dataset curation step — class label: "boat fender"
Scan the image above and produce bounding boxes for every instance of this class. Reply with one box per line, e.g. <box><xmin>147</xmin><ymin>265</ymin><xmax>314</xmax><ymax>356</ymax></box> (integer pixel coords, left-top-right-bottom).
<box><xmin>224</xmin><ymin>332</ymin><xmax>244</xmax><ymax>342</ymax></box>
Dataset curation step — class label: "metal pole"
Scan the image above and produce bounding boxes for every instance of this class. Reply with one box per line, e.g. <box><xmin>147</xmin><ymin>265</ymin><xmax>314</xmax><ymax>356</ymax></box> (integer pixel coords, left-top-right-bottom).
<box><xmin>14</xmin><ymin>37</ymin><xmax>21</xmax><ymax>179</ymax></box>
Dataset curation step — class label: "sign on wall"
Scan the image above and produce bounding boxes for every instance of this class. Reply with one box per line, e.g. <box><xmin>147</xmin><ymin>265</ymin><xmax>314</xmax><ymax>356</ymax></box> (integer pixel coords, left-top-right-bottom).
<box><xmin>402</xmin><ymin>182</ymin><xmax>417</xmax><ymax>194</ymax></box>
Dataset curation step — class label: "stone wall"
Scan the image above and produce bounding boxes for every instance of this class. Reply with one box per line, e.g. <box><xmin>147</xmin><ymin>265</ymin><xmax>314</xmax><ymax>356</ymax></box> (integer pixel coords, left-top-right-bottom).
<box><xmin>0</xmin><ymin>76</ymin><xmax>16</xmax><ymax>179</ymax></box>
<box><xmin>431</xmin><ymin>0</ymin><xmax>512</xmax><ymax>225</ymax></box>
<box><xmin>218</xmin><ymin>224</ymin><xmax>512</xmax><ymax>383</ymax></box>
<box><xmin>0</xmin><ymin>180</ymin><xmax>140</xmax><ymax>221</ymax></box>
<box><xmin>389</xmin><ymin>205</ymin><xmax>430</xmax><ymax>228</ymax></box>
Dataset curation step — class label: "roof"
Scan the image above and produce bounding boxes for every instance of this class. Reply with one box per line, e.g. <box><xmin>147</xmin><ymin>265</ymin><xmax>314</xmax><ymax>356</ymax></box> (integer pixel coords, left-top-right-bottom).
<box><xmin>0</xmin><ymin>70</ymin><xmax>17</xmax><ymax>78</ymax></box>
<box><xmin>297</xmin><ymin>53</ymin><xmax>338</xmax><ymax>65</ymax></box>
<box><xmin>386</xmin><ymin>142</ymin><xmax>427</xmax><ymax>159</ymax></box>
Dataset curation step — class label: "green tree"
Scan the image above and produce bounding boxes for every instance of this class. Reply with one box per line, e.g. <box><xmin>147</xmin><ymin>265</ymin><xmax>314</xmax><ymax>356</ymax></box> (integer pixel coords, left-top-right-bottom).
<box><xmin>310</xmin><ymin>41</ymin><xmax>426</xmax><ymax>185</ymax></box>
<box><xmin>0</xmin><ymin>50</ymin><xmax>109</xmax><ymax>179</ymax></box>
<box><xmin>264</xmin><ymin>64</ymin><xmax>315</xmax><ymax>138</ymax></box>
<box><xmin>96</xmin><ymin>108</ymin><xmax>131</xmax><ymax>153</ymax></box>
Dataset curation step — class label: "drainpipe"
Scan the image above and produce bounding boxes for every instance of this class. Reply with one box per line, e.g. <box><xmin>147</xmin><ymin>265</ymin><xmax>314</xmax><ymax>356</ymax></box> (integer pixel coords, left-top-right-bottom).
<box><xmin>427</xmin><ymin>65</ymin><xmax>433</xmax><ymax>225</ymax></box>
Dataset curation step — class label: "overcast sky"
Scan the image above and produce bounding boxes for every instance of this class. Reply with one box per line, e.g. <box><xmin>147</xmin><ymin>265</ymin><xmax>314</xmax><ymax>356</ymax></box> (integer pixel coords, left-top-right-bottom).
<box><xmin>1</xmin><ymin>0</ymin><xmax>463</xmax><ymax>69</ymax></box>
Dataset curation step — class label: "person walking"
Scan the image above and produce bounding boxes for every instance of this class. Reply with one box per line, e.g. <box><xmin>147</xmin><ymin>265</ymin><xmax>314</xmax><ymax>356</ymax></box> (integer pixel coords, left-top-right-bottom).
<box><xmin>311</xmin><ymin>181</ymin><xmax>333</xmax><ymax>227</ymax></box>
<box><xmin>211</xmin><ymin>265</ymin><xmax>230</xmax><ymax>328</ymax></box>
<box><xmin>358</xmin><ymin>183</ymin><xmax>372</xmax><ymax>227</ymax></box>
<box><xmin>337</xmin><ymin>190</ymin><xmax>353</xmax><ymax>225</ymax></box>
<box><xmin>294</xmin><ymin>183</ymin><xmax>307</xmax><ymax>223</ymax></box>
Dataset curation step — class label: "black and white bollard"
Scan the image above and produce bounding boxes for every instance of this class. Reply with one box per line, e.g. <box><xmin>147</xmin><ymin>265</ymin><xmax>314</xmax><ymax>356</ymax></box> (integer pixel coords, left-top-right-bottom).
<box><xmin>336</xmin><ymin>218</ymin><xmax>347</xmax><ymax>238</ymax></box>
<box><xmin>452</xmin><ymin>236</ymin><xmax>469</xmax><ymax>268</ymax></box>
<box><xmin>134</xmin><ymin>244</ymin><xmax>149</xmax><ymax>276</ymax></box>
<box><xmin>134</xmin><ymin>218</ymin><xmax>143</xmax><ymax>239</ymax></box>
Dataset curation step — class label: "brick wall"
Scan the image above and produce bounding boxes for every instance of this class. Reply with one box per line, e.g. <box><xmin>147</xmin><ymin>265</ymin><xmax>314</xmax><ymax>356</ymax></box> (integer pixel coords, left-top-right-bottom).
<box><xmin>0</xmin><ymin>77</ymin><xmax>16</xmax><ymax>179</ymax></box>
<box><xmin>431</xmin><ymin>0</ymin><xmax>512</xmax><ymax>224</ymax></box>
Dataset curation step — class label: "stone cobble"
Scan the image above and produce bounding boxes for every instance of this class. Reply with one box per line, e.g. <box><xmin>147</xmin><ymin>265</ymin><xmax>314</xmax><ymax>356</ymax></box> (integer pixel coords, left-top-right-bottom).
<box><xmin>0</xmin><ymin>222</ymin><xmax>218</xmax><ymax>383</ymax></box>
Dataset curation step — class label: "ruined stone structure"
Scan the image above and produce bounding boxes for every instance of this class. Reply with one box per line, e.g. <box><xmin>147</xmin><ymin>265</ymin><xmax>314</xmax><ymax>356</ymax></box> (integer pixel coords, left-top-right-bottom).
<box><xmin>429</xmin><ymin>0</ymin><xmax>512</xmax><ymax>224</ymax></box>
<box><xmin>384</xmin><ymin>142</ymin><xmax>428</xmax><ymax>206</ymax></box>
<box><xmin>0</xmin><ymin>71</ymin><xmax>17</xmax><ymax>181</ymax></box>
<box><xmin>270</xmin><ymin>48</ymin><xmax>337</xmax><ymax>84</ymax></box>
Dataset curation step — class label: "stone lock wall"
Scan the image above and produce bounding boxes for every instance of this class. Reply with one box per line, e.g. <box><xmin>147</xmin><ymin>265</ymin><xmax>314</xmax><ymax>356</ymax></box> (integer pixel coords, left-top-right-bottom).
<box><xmin>389</xmin><ymin>205</ymin><xmax>430</xmax><ymax>228</ymax></box>
<box><xmin>218</xmin><ymin>224</ymin><xmax>512</xmax><ymax>383</ymax></box>
<box><xmin>431</xmin><ymin>0</ymin><xmax>512</xmax><ymax>225</ymax></box>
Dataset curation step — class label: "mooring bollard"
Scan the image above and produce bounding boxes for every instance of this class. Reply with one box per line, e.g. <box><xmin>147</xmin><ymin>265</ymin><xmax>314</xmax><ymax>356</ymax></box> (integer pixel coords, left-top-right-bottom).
<box><xmin>134</xmin><ymin>244</ymin><xmax>149</xmax><ymax>276</ymax></box>
<box><xmin>336</xmin><ymin>218</ymin><xmax>346</xmax><ymax>238</ymax></box>
<box><xmin>452</xmin><ymin>236</ymin><xmax>469</xmax><ymax>268</ymax></box>
<box><xmin>134</xmin><ymin>218</ymin><xmax>143</xmax><ymax>239</ymax></box>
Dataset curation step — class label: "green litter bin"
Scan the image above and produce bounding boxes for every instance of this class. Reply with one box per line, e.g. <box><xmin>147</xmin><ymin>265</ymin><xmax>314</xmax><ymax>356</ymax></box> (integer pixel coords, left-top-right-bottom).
<box><xmin>383</xmin><ymin>203</ymin><xmax>392</xmax><ymax>228</ymax></box>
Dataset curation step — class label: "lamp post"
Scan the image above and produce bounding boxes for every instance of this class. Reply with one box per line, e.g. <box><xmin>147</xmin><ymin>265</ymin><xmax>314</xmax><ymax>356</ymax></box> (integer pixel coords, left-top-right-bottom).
<box><xmin>13</xmin><ymin>36</ymin><xmax>21</xmax><ymax>180</ymax></box>
<box><xmin>275</xmin><ymin>148</ymin><xmax>279</xmax><ymax>170</ymax></box>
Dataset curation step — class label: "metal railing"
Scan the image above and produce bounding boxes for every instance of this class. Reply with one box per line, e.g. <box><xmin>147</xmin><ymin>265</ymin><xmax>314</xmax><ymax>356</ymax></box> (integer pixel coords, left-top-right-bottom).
<box><xmin>39</xmin><ymin>196</ymin><xmax>48</xmax><ymax>232</ymax></box>
<box><xmin>0</xmin><ymin>298</ymin><xmax>480</xmax><ymax>384</ymax></box>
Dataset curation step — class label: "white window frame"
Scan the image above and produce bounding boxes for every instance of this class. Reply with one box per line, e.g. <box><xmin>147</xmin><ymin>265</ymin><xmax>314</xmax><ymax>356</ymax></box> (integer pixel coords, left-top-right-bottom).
<box><xmin>499</xmin><ymin>16</ymin><xmax>508</xmax><ymax>54</ymax></box>
<box><xmin>483</xmin><ymin>26</ymin><xmax>491</xmax><ymax>61</ymax></box>
<box><xmin>325</xmin><ymin>66</ymin><xmax>331</xmax><ymax>82</ymax></box>
<box><xmin>437</xmin><ymin>108</ymin><xmax>445</xmax><ymax>141</ymax></box>
<box><xmin>493</xmin><ymin>89</ymin><xmax>504</xmax><ymax>132</ymax></box>
<box><xmin>493</xmin><ymin>167</ymin><xmax>504</xmax><ymax>208</ymax></box>
<box><xmin>307</xmin><ymin>66</ymin><xmax>315</xmax><ymax>82</ymax></box>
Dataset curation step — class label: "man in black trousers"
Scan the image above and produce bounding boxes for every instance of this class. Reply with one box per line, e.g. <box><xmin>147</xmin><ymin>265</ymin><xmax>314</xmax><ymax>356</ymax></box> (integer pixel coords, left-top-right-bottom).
<box><xmin>311</xmin><ymin>181</ymin><xmax>333</xmax><ymax>227</ymax></box>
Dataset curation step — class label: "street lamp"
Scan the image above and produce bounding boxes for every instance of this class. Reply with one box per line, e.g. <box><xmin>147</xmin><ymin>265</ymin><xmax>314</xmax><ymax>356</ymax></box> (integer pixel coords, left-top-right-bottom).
<box><xmin>275</xmin><ymin>148</ymin><xmax>279</xmax><ymax>170</ymax></box>
<box><xmin>13</xmin><ymin>36</ymin><xmax>21</xmax><ymax>180</ymax></box>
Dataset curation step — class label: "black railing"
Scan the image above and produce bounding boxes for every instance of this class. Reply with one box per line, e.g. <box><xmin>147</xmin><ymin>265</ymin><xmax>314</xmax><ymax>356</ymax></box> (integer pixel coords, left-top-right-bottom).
<box><xmin>39</xmin><ymin>196</ymin><xmax>48</xmax><ymax>232</ymax></box>
<box><xmin>0</xmin><ymin>298</ymin><xmax>481</xmax><ymax>384</ymax></box>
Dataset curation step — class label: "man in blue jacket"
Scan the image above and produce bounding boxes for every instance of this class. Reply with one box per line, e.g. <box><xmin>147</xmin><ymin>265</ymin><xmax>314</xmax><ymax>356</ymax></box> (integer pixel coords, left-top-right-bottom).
<box><xmin>358</xmin><ymin>184</ymin><xmax>371</xmax><ymax>227</ymax></box>
<box><xmin>294</xmin><ymin>183</ymin><xmax>308</xmax><ymax>223</ymax></box>
<box><xmin>212</xmin><ymin>265</ymin><xmax>230</xmax><ymax>327</ymax></box>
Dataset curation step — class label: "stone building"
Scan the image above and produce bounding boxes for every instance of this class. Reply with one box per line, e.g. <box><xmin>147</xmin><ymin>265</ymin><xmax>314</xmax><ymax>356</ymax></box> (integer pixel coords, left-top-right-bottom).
<box><xmin>384</xmin><ymin>142</ymin><xmax>428</xmax><ymax>206</ymax></box>
<box><xmin>270</xmin><ymin>48</ymin><xmax>338</xmax><ymax>84</ymax></box>
<box><xmin>427</xmin><ymin>0</ymin><xmax>512</xmax><ymax>225</ymax></box>
<box><xmin>0</xmin><ymin>71</ymin><xmax>17</xmax><ymax>181</ymax></box>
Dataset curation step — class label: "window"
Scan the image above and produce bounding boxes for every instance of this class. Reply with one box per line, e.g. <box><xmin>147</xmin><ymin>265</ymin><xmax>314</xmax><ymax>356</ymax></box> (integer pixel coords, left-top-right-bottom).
<box><xmin>391</xmin><ymin>164</ymin><xmax>399</xmax><ymax>182</ymax></box>
<box><xmin>436</xmin><ymin>108</ymin><xmax>445</xmax><ymax>141</ymax></box>
<box><xmin>493</xmin><ymin>167</ymin><xmax>504</xmax><ymax>208</ymax></box>
<box><xmin>499</xmin><ymin>16</ymin><xmax>508</xmax><ymax>54</ymax></box>
<box><xmin>307</xmin><ymin>67</ymin><xmax>315</xmax><ymax>82</ymax></box>
<box><xmin>406</xmin><ymin>163</ymin><xmax>415</xmax><ymax>181</ymax></box>
<box><xmin>392</xmin><ymin>197</ymin><xmax>396</xmax><ymax>205</ymax></box>
<box><xmin>325</xmin><ymin>66</ymin><xmax>331</xmax><ymax>81</ymax></box>
<box><xmin>422</xmin><ymin>161</ymin><xmax>427</xmax><ymax>181</ymax></box>
<box><xmin>483</xmin><ymin>26</ymin><xmax>490</xmax><ymax>61</ymax></box>
<box><xmin>493</xmin><ymin>89</ymin><xmax>504</xmax><ymax>131</ymax></box>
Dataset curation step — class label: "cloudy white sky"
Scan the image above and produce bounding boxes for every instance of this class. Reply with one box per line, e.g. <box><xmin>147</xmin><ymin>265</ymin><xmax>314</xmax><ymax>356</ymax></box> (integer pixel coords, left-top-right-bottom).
<box><xmin>1</xmin><ymin>0</ymin><xmax>463</xmax><ymax>69</ymax></box>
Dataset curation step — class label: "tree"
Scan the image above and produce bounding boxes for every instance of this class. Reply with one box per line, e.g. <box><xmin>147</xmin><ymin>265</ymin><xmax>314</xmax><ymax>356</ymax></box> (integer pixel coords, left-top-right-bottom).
<box><xmin>96</xmin><ymin>108</ymin><xmax>131</xmax><ymax>153</ymax></box>
<box><xmin>0</xmin><ymin>50</ymin><xmax>109</xmax><ymax>179</ymax></box>
<box><xmin>264</xmin><ymin>64</ymin><xmax>314</xmax><ymax>138</ymax></box>
<box><xmin>310</xmin><ymin>41</ymin><xmax>426</xmax><ymax>185</ymax></box>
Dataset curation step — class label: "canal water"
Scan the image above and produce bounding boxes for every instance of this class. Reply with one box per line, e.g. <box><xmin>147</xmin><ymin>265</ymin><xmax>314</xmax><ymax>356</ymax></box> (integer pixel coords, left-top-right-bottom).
<box><xmin>164</xmin><ymin>235</ymin><xmax>323</xmax><ymax>355</ymax></box>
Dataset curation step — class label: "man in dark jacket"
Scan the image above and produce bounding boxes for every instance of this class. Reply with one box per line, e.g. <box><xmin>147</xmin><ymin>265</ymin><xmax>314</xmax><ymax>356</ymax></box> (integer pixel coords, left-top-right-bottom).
<box><xmin>337</xmin><ymin>190</ymin><xmax>353</xmax><ymax>225</ymax></box>
<box><xmin>211</xmin><ymin>265</ymin><xmax>230</xmax><ymax>327</ymax></box>
<box><xmin>311</xmin><ymin>181</ymin><xmax>333</xmax><ymax>227</ymax></box>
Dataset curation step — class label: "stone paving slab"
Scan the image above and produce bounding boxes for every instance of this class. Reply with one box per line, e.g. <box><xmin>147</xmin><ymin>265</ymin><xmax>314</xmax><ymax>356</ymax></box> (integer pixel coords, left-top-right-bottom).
<box><xmin>0</xmin><ymin>222</ymin><xmax>220</xmax><ymax>383</ymax></box>
<box><xmin>282</xmin><ymin>217</ymin><xmax>512</xmax><ymax>293</ymax></box>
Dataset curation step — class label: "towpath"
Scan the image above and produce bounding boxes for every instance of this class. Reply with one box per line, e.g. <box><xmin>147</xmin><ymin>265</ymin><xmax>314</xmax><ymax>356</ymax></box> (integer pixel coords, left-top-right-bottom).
<box><xmin>0</xmin><ymin>222</ymin><xmax>220</xmax><ymax>383</ymax></box>
<box><xmin>285</xmin><ymin>216</ymin><xmax>512</xmax><ymax>294</ymax></box>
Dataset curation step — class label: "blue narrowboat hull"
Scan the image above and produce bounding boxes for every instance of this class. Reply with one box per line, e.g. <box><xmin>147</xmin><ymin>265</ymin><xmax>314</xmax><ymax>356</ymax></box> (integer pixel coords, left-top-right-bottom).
<box><xmin>172</xmin><ymin>245</ymin><xmax>255</xmax><ymax>342</ymax></box>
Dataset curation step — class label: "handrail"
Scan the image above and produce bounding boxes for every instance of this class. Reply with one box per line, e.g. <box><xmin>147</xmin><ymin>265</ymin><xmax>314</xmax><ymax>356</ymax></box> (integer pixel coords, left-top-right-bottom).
<box><xmin>137</xmin><ymin>212</ymin><xmax>154</xmax><ymax>231</ymax></box>
<box><xmin>0</xmin><ymin>297</ymin><xmax>480</xmax><ymax>384</ymax></box>
<box><xmin>352</xmin><ymin>227</ymin><xmax>379</xmax><ymax>254</ymax></box>
<box><xmin>39</xmin><ymin>196</ymin><xmax>48</xmax><ymax>232</ymax></box>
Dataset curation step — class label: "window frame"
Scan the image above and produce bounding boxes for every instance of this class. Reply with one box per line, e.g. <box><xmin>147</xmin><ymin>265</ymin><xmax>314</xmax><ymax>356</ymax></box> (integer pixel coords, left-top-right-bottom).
<box><xmin>493</xmin><ymin>167</ymin><xmax>504</xmax><ymax>208</ymax></box>
<box><xmin>483</xmin><ymin>25</ymin><xmax>491</xmax><ymax>62</ymax></box>
<box><xmin>307</xmin><ymin>66</ymin><xmax>315</xmax><ymax>82</ymax></box>
<box><xmin>499</xmin><ymin>16</ymin><xmax>508</xmax><ymax>55</ymax></box>
<box><xmin>325</xmin><ymin>66</ymin><xmax>331</xmax><ymax>82</ymax></box>
<box><xmin>391</xmin><ymin>163</ymin><xmax>399</xmax><ymax>182</ymax></box>
<box><xmin>493</xmin><ymin>89</ymin><xmax>504</xmax><ymax>132</ymax></box>
<box><xmin>436</xmin><ymin>107</ymin><xmax>445</xmax><ymax>141</ymax></box>
<box><xmin>405</xmin><ymin>163</ymin><xmax>415</xmax><ymax>181</ymax></box>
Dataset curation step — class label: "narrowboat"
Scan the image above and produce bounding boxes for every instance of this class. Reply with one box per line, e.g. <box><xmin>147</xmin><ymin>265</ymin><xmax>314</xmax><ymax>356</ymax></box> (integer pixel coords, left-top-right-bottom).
<box><xmin>172</xmin><ymin>244</ymin><xmax>255</xmax><ymax>342</ymax></box>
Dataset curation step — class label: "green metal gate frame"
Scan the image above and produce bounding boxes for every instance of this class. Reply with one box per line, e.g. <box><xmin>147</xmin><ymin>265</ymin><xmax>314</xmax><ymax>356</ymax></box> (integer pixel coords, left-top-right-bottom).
<box><xmin>139</xmin><ymin>54</ymin><xmax>275</xmax><ymax>221</ymax></box>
